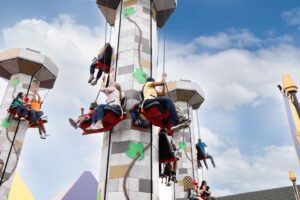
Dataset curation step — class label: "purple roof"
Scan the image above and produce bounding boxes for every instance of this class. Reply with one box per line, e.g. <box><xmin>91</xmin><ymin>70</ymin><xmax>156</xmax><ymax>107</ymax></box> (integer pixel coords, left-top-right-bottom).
<box><xmin>62</xmin><ymin>171</ymin><xmax>98</xmax><ymax>200</ymax></box>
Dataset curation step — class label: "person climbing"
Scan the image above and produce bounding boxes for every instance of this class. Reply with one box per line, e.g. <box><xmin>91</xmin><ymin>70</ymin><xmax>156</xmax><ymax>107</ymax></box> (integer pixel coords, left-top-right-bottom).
<box><xmin>142</xmin><ymin>73</ymin><xmax>189</xmax><ymax>132</ymax></box>
<box><xmin>199</xmin><ymin>180</ymin><xmax>216</xmax><ymax>200</ymax></box>
<box><xmin>196</xmin><ymin>139</ymin><xmax>216</xmax><ymax>170</ymax></box>
<box><xmin>29</xmin><ymin>90</ymin><xmax>44</xmax><ymax>124</ymax></box>
<box><xmin>69</xmin><ymin>102</ymin><xmax>98</xmax><ymax>129</ymax></box>
<box><xmin>170</xmin><ymin>140</ymin><xmax>178</xmax><ymax>183</ymax></box>
<box><xmin>87</xmin><ymin>75</ymin><xmax>122</xmax><ymax>130</ymax></box>
<box><xmin>10</xmin><ymin>92</ymin><xmax>28</xmax><ymax>120</ymax></box>
<box><xmin>130</xmin><ymin>103</ymin><xmax>149</xmax><ymax>128</ymax></box>
<box><xmin>88</xmin><ymin>43</ymin><xmax>113</xmax><ymax>86</ymax></box>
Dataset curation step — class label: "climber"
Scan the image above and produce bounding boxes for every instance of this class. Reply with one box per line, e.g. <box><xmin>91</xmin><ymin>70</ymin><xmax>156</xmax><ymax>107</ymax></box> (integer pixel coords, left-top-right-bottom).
<box><xmin>88</xmin><ymin>43</ymin><xmax>113</xmax><ymax>86</ymax></box>
<box><xmin>87</xmin><ymin>75</ymin><xmax>122</xmax><ymax>130</ymax></box>
<box><xmin>29</xmin><ymin>89</ymin><xmax>44</xmax><ymax>124</ymax></box>
<box><xmin>196</xmin><ymin>139</ymin><xmax>216</xmax><ymax>170</ymax></box>
<box><xmin>10</xmin><ymin>92</ymin><xmax>28</xmax><ymax>120</ymax></box>
<box><xmin>142</xmin><ymin>73</ymin><xmax>190</xmax><ymax>132</ymax></box>
<box><xmin>130</xmin><ymin>103</ymin><xmax>150</xmax><ymax>128</ymax></box>
<box><xmin>69</xmin><ymin>102</ymin><xmax>98</xmax><ymax>129</ymax></box>
<box><xmin>199</xmin><ymin>180</ymin><xmax>216</xmax><ymax>200</ymax></box>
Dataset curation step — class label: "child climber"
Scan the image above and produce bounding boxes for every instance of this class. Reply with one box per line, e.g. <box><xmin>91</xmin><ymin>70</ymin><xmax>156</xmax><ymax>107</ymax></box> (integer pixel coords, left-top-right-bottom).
<box><xmin>10</xmin><ymin>92</ymin><xmax>28</xmax><ymax>120</ymax></box>
<box><xmin>88</xmin><ymin>43</ymin><xmax>113</xmax><ymax>86</ymax></box>
<box><xmin>69</xmin><ymin>102</ymin><xmax>98</xmax><ymax>129</ymax></box>
<box><xmin>142</xmin><ymin>73</ymin><xmax>190</xmax><ymax>132</ymax></box>
<box><xmin>87</xmin><ymin>75</ymin><xmax>122</xmax><ymax>130</ymax></box>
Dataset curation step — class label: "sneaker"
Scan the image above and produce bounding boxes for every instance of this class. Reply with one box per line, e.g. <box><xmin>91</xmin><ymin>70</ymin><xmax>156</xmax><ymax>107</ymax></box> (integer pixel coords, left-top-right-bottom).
<box><xmin>91</xmin><ymin>122</ymin><xmax>104</xmax><ymax>130</ymax></box>
<box><xmin>91</xmin><ymin>79</ymin><xmax>98</xmax><ymax>86</ymax></box>
<box><xmin>88</xmin><ymin>75</ymin><xmax>94</xmax><ymax>83</ymax></box>
<box><xmin>171</xmin><ymin>123</ymin><xmax>186</xmax><ymax>132</ymax></box>
<box><xmin>40</xmin><ymin>136</ymin><xmax>46</xmax><ymax>139</ymax></box>
<box><xmin>69</xmin><ymin>118</ymin><xmax>78</xmax><ymax>129</ymax></box>
<box><xmin>20</xmin><ymin>117</ymin><xmax>26</xmax><ymax>121</ymax></box>
<box><xmin>166</xmin><ymin>182</ymin><xmax>171</xmax><ymax>187</ymax></box>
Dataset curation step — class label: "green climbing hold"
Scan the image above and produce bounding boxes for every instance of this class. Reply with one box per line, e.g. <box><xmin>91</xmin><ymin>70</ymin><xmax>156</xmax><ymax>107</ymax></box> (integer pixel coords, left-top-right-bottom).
<box><xmin>10</xmin><ymin>79</ymin><xmax>20</xmax><ymax>87</ymax></box>
<box><xmin>134</xmin><ymin>68</ymin><xmax>148</xmax><ymax>84</ymax></box>
<box><xmin>97</xmin><ymin>190</ymin><xmax>101</xmax><ymax>200</ymax></box>
<box><xmin>126</xmin><ymin>142</ymin><xmax>144</xmax><ymax>160</ymax></box>
<box><xmin>1</xmin><ymin>118</ymin><xmax>10</xmax><ymax>129</ymax></box>
<box><xmin>178</xmin><ymin>141</ymin><xmax>186</xmax><ymax>150</ymax></box>
<box><xmin>123</xmin><ymin>7</ymin><xmax>135</xmax><ymax>18</ymax></box>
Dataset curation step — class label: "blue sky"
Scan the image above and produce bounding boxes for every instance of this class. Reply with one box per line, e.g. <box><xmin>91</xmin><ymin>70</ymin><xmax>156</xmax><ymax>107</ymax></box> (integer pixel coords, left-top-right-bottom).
<box><xmin>1</xmin><ymin>0</ymin><xmax>300</xmax><ymax>199</ymax></box>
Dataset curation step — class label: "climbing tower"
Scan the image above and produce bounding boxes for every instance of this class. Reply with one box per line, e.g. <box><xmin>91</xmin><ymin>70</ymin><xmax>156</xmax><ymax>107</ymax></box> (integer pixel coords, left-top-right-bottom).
<box><xmin>0</xmin><ymin>48</ymin><xmax>58</xmax><ymax>198</ymax></box>
<box><xmin>166</xmin><ymin>80</ymin><xmax>205</xmax><ymax>199</ymax></box>
<box><xmin>96</xmin><ymin>0</ymin><xmax>176</xmax><ymax>199</ymax></box>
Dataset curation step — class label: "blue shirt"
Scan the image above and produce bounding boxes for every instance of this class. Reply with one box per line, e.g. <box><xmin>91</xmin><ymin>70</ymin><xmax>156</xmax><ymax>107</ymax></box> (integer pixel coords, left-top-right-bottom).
<box><xmin>196</xmin><ymin>142</ymin><xmax>207</xmax><ymax>154</ymax></box>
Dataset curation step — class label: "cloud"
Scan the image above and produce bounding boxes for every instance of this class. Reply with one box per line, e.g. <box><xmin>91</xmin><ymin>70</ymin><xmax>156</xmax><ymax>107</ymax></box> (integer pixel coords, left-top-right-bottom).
<box><xmin>163</xmin><ymin>37</ymin><xmax>300</xmax><ymax>110</ymax></box>
<box><xmin>195</xmin><ymin>29</ymin><xmax>261</xmax><ymax>49</ymax></box>
<box><xmin>282</xmin><ymin>8</ymin><xmax>300</xmax><ymax>29</ymax></box>
<box><xmin>1</xmin><ymin>14</ymin><xmax>108</xmax><ymax>200</ymax></box>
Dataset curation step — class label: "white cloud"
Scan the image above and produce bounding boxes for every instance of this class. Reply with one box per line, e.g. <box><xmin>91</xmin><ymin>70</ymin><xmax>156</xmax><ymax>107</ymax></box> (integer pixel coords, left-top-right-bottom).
<box><xmin>195</xmin><ymin>29</ymin><xmax>261</xmax><ymax>49</ymax></box>
<box><xmin>163</xmin><ymin>40</ymin><xmax>300</xmax><ymax>110</ymax></box>
<box><xmin>282</xmin><ymin>8</ymin><xmax>300</xmax><ymax>28</ymax></box>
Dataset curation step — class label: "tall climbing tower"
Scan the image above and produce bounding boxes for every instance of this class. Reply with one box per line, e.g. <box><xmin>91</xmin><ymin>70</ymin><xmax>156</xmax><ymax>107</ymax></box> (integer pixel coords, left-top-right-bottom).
<box><xmin>0</xmin><ymin>48</ymin><xmax>58</xmax><ymax>199</ymax></box>
<box><xmin>166</xmin><ymin>80</ymin><xmax>205</xmax><ymax>199</ymax></box>
<box><xmin>96</xmin><ymin>0</ymin><xmax>176</xmax><ymax>199</ymax></box>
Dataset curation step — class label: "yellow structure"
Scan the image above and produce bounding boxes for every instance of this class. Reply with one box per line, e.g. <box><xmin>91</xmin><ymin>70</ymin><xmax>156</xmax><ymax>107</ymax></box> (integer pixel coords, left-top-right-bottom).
<box><xmin>7</xmin><ymin>173</ymin><xmax>35</xmax><ymax>200</ymax></box>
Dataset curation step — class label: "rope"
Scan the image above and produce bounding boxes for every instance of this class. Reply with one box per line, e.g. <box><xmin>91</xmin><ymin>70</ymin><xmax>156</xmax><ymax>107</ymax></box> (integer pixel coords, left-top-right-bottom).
<box><xmin>196</xmin><ymin>110</ymin><xmax>204</xmax><ymax>180</ymax></box>
<box><xmin>127</xmin><ymin>17</ymin><xmax>143</xmax><ymax>71</ymax></box>
<box><xmin>187</xmin><ymin>102</ymin><xmax>195</xmax><ymax>180</ymax></box>
<box><xmin>150</xmin><ymin>1</ymin><xmax>153</xmax><ymax>198</ymax></box>
<box><xmin>103</xmin><ymin>1</ymin><xmax>123</xmax><ymax>199</ymax></box>
<box><xmin>0</xmin><ymin>128</ymin><xmax>19</xmax><ymax>185</ymax></box>
<box><xmin>123</xmin><ymin>143</ymin><xmax>151</xmax><ymax>200</ymax></box>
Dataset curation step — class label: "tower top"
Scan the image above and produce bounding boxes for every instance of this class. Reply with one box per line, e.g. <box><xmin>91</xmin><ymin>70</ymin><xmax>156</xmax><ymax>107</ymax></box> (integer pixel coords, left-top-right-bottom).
<box><xmin>0</xmin><ymin>48</ymin><xmax>59</xmax><ymax>89</ymax></box>
<box><xmin>96</xmin><ymin>0</ymin><xmax>177</xmax><ymax>28</ymax></box>
<box><xmin>166</xmin><ymin>80</ymin><xmax>205</xmax><ymax>110</ymax></box>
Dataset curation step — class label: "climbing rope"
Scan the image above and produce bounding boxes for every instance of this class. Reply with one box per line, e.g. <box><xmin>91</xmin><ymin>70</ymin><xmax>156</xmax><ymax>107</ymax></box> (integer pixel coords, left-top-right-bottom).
<box><xmin>187</xmin><ymin>102</ymin><xmax>195</xmax><ymax>180</ymax></box>
<box><xmin>0</xmin><ymin>128</ymin><xmax>19</xmax><ymax>185</ymax></box>
<box><xmin>103</xmin><ymin>0</ymin><xmax>123</xmax><ymax>199</ymax></box>
<box><xmin>196</xmin><ymin>110</ymin><xmax>204</xmax><ymax>180</ymax></box>
<box><xmin>123</xmin><ymin>143</ymin><xmax>151</xmax><ymax>200</ymax></box>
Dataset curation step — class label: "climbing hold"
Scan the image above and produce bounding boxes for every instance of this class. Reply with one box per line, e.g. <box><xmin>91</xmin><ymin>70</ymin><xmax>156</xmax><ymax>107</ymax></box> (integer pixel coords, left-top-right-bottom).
<box><xmin>126</xmin><ymin>142</ymin><xmax>144</xmax><ymax>160</ymax></box>
<box><xmin>1</xmin><ymin>118</ymin><xmax>10</xmax><ymax>129</ymax></box>
<box><xmin>134</xmin><ymin>68</ymin><xmax>148</xmax><ymax>84</ymax></box>
<box><xmin>10</xmin><ymin>79</ymin><xmax>20</xmax><ymax>87</ymax></box>
<box><xmin>123</xmin><ymin>7</ymin><xmax>135</xmax><ymax>18</ymax></box>
<box><xmin>97</xmin><ymin>190</ymin><xmax>101</xmax><ymax>200</ymax></box>
<box><xmin>178</xmin><ymin>141</ymin><xmax>186</xmax><ymax>150</ymax></box>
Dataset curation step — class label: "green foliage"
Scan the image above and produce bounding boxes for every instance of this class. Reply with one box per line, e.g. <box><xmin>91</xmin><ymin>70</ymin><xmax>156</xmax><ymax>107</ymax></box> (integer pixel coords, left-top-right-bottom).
<box><xmin>134</xmin><ymin>68</ymin><xmax>148</xmax><ymax>84</ymax></box>
<box><xmin>126</xmin><ymin>142</ymin><xmax>144</xmax><ymax>160</ymax></box>
<box><xmin>1</xmin><ymin>118</ymin><xmax>10</xmax><ymax>129</ymax></box>
<box><xmin>178</xmin><ymin>141</ymin><xmax>186</xmax><ymax>150</ymax></box>
<box><xmin>123</xmin><ymin>7</ymin><xmax>135</xmax><ymax>18</ymax></box>
<box><xmin>10</xmin><ymin>79</ymin><xmax>20</xmax><ymax>87</ymax></box>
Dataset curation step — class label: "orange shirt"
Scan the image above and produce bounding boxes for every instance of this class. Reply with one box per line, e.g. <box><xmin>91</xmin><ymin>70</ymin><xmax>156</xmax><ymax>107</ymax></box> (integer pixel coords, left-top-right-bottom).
<box><xmin>31</xmin><ymin>100</ymin><xmax>41</xmax><ymax>111</ymax></box>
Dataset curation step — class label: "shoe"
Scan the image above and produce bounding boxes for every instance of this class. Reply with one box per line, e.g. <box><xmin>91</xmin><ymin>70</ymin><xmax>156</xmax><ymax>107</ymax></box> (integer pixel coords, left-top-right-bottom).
<box><xmin>88</xmin><ymin>75</ymin><xmax>94</xmax><ymax>83</ymax></box>
<box><xmin>91</xmin><ymin>79</ymin><xmax>98</xmax><ymax>86</ymax></box>
<box><xmin>69</xmin><ymin>118</ymin><xmax>78</xmax><ymax>129</ymax></box>
<box><xmin>171</xmin><ymin>123</ymin><xmax>186</xmax><ymax>132</ymax></box>
<box><xmin>166</xmin><ymin>182</ymin><xmax>171</xmax><ymax>187</ymax></box>
<box><xmin>40</xmin><ymin>136</ymin><xmax>46</xmax><ymax>139</ymax></box>
<box><xmin>91</xmin><ymin>122</ymin><xmax>103</xmax><ymax>130</ymax></box>
<box><xmin>20</xmin><ymin>117</ymin><xmax>26</xmax><ymax>121</ymax></box>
